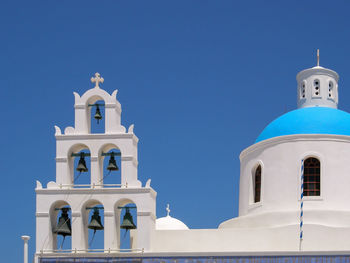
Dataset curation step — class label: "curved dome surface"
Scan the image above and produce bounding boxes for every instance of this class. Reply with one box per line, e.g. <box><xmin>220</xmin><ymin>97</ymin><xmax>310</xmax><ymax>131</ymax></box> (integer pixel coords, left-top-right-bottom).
<box><xmin>156</xmin><ymin>215</ymin><xmax>189</xmax><ymax>230</ymax></box>
<box><xmin>256</xmin><ymin>107</ymin><xmax>350</xmax><ymax>143</ymax></box>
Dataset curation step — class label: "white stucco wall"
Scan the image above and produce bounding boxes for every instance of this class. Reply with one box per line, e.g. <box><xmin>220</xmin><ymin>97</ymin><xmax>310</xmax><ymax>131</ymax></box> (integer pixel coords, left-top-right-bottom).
<box><xmin>152</xmin><ymin>224</ymin><xmax>350</xmax><ymax>252</ymax></box>
<box><xmin>236</xmin><ymin>134</ymin><xmax>350</xmax><ymax>222</ymax></box>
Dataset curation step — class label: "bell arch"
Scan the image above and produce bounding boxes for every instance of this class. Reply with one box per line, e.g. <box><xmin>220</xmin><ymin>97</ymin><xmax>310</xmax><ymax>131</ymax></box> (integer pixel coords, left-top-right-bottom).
<box><xmin>68</xmin><ymin>144</ymin><xmax>91</xmax><ymax>186</ymax></box>
<box><xmin>86</xmin><ymin>95</ymin><xmax>106</xmax><ymax>134</ymax></box>
<box><xmin>49</xmin><ymin>200</ymin><xmax>72</xmax><ymax>251</ymax></box>
<box><xmin>114</xmin><ymin>199</ymin><xmax>138</xmax><ymax>250</ymax></box>
<box><xmin>73</xmin><ymin>83</ymin><xmax>123</xmax><ymax>134</ymax></box>
<box><xmin>81</xmin><ymin>199</ymin><xmax>105</xmax><ymax>251</ymax></box>
<box><xmin>98</xmin><ymin>143</ymin><xmax>122</xmax><ymax>186</ymax></box>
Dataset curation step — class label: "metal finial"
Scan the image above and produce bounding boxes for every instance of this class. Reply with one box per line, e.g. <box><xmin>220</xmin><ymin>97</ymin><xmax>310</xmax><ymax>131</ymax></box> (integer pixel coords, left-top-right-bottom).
<box><xmin>317</xmin><ymin>49</ymin><xmax>320</xmax><ymax>67</ymax></box>
<box><xmin>166</xmin><ymin>204</ymin><xmax>170</xmax><ymax>216</ymax></box>
<box><xmin>91</xmin><ymin>72</ymin><xmax>104</xmax><ymax>88</ymax></box>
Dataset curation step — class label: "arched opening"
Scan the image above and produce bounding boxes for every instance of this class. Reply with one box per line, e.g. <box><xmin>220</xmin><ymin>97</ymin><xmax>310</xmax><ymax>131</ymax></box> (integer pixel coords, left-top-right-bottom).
<box><xmin>313</xmin><ymin>79</ymin><xmax>321</xmax><ymax>97</ymax></box>
<box><xmin>98</xmin><ymin>144</ymin><xmax>122</xmax><ymax>186</ymax></box>
<box><xmin>87</xmin><ymin>96</ymin><xmax>105</xmax><ymax>134</ymax></box>
<box><xmin>303</xmin><ymin>157</ymin><xmax>321</xmax><ymax>196</ymax></box>
<box><xmin>50</xmin><ymin>201</ymin><xmax>72</xmax><ymax>251</ymax></box>
<box><xmin>69</xmin><ymin>144</ymin><xmax>91</xmax><ymax>186</ymax></box>
<box><xmin>328</xmin><ymin>81</ymin><xmax>334</xmax><ymax>99</ymax></box>
<box><xmin>82</xmin><ymin>200</ymin><xmax>104</xmax><ymax>251</ymax></box>
<box><xmin>253</xmin><ymin>165</ymin><xmax>261</xmax><ymax>203</ymax></box>
<box><xmin>115</xmin><ymin>200</ymin><xmax>137</xmax><ymax>251</ymax></box>
<box><xmin>301</xmin><ymin>81</ymin><xmax>306</xmax><ymax>99</ymax></box>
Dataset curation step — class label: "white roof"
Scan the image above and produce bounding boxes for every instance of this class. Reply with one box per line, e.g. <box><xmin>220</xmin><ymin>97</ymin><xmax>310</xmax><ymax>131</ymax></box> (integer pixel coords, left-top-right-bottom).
<box><xmin>156</xmin><ymin>215</ymin><xmax>189</xmax><ymax>230</ymax></box>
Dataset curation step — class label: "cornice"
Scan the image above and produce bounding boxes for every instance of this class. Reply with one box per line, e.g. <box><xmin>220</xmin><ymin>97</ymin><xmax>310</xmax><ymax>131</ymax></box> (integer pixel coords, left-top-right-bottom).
<box><xmin>55</xmin><ymin>133</ymin><xmax>136</xmax><ymax>140</ymax></box>
<box><xmin>240</xmin><ymin>134</ymin><xmax>350</xmax><ymax>161</ymax></box>
<box><xmin>36</xmin><ymin>187</ymin><xmax>157</xmax><ymax>196</ymax></box>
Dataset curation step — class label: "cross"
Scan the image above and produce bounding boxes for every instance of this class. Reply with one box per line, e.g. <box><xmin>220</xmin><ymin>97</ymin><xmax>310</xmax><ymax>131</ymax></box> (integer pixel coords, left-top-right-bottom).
<box><xmin>166</xmin><ymin>204</ymin><xmax>170</xmax><ymax>216</ymax></box>
<box><xmin>317</xmin><ymin>49</ymin><xmax>320</xmax><ymax>67</ymax></box>
<box><xmin>91</xmin><ymin>72</ymin><xmax>104</xmax><ymax>88</ymax></box>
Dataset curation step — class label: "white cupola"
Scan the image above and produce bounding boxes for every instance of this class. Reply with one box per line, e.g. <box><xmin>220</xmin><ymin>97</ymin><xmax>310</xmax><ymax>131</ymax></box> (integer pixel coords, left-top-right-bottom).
<box><xmin>296</xmin><ymin>50</ymin><xmax>339</xmax><ymax>109</ymax></box>
<box><xmin>156</xmin><ymin>205</ymin><xmax>189</xmax><ymax>230</ymax></box>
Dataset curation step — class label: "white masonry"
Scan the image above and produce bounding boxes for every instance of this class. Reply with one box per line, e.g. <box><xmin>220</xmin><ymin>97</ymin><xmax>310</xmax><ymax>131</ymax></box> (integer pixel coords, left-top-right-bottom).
<box><xmin>35</xmin><ymin>73</ymin><xmax>156</xmax><ymax>258</ymax></box>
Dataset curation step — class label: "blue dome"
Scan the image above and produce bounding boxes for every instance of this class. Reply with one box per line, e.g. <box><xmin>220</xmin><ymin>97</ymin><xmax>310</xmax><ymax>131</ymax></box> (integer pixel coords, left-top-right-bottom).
<box><xmin>256</xmin><ymin>107</ymin><xmax>350</xmax><ymax>143</ymax></box>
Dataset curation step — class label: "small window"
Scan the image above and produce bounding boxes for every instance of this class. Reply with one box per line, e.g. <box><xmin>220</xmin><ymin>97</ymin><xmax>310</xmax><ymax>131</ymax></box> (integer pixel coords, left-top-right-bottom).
<box><xmin>313</xmin><ymin>79</ymin><xmax>321</xmax><ymax>97</ymax></box>
<box><xmin>303</xmin><ymin>157</ymin><xmax>320</xmax><ymax>196</ymax></box>
<box><xmin>328</xmin><ymin>81</ymin><xmax>334</xmax><ymax>99</ymax></box>
<box><xmin>254</xmin><ymin>165</ymin><xmax>261</xmax><ymax>203</ymax></box>
<box><xmin>300</xmin><ymin>82</ymin><xmax>306</xmax><ymax>99</ymax></box>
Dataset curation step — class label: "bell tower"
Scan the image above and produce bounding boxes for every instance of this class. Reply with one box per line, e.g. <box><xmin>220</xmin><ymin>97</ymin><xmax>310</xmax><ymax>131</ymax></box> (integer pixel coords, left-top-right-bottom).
<box><xmin>296</xmin><ymin>50</ymin><xmax>339</xmax><ymax>109</ymax></box>
<box><xmin>35</xmin><ymin>73</ymin><xmax>156</xmax><ymax>260</ymax></box>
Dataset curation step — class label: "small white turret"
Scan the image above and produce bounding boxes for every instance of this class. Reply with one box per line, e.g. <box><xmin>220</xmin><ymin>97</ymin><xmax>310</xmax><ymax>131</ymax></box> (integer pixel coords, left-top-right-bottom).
<box><xmin>296</xmin><ymin>50</ymin><xmax>339</xmax><ymax>109</ymax></box>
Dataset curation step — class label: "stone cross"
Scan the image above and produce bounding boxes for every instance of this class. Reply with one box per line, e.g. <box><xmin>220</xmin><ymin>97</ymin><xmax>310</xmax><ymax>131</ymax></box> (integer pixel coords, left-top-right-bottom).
<box><xmin>166</xmin><ymin>204</ymin><xmax>170</xmax><ymax>216</ymax></box>
<box><xmin>91</xmin><ymin>72</ymin><xmax>104</xmax><ymax>88</ymax></box>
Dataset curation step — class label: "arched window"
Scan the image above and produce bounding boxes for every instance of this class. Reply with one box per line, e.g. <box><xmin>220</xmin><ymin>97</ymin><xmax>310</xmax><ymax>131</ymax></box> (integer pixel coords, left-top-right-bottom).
<box><xmin>254</xmin><ymin>165</ymin><xmax>261</xmax><ymax>203</ymax></box>
<box><xmin>303</xmin><ymin>157</ymin><xmax>320</xmax><ymax>196</ymax></box>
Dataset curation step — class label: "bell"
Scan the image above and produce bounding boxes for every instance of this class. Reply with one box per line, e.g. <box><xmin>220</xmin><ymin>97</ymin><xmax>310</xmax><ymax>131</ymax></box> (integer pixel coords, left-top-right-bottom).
<box><xmin>94</xmin><ymin>105</ymin><xmax>102</xmax><ymax>124</ymax></box>
<box><xmin>88</xmin><ymin>208</ymin><xmax>104</xmax><ymax>231</ymax></box>
<box><xmin>120</xmin><ymin>207</ymin><xmax>136</xmax><ymax>230</ymax></box>
<box><xmin>76</xmin><ymin>153</ymin><xmax>88</xmax><ymax>173</ymax></box>
<box><xmin>54</xmin><ymin>208</ymin><xmax>72</xmax><ymax>237</ymax></box>
<box><xmin>107</xmin><ymin>152</ymin><xmax>119</xmax><ymax>172</ymax></box>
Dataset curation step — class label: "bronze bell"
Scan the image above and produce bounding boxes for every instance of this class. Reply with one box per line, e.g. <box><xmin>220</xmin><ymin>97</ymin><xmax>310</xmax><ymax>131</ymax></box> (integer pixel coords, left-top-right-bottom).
<box><xmin>120</xmin><ymin>207</ymin><xmax>136</xmax><ymax>230</ymax></box>
<box><xmin>107</xmin><ymin>152</ymin><xmax>119</xmax><ymax>172</ymax></box>
<box><xmin>76</xmin><ymin>153</ymin><xmax>88</xmax><ymax>173</ymax></box>
<box><xmin>88</xmin><ymin>208</ymin><xmax>104</xmax><ymax>232</ymax></box>
<box><xmin>54</xmin><ymin>208</ymin><xmax>72</xmax><ymax>237</ymax></box>
<box><xmin>94</xmin><ymin>105</ymin><xmax>102</xmax><ymax>124</ymax></box>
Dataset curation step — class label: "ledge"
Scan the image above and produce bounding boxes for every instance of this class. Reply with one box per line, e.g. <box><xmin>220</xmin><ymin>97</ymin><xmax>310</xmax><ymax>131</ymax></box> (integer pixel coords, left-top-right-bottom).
<box><xmin>240</xmin><ymin>134</ymin><xmax>350</xmax><ymax>160</ymax></box>
<box><xmin>36</xmin><ymin>187</ymin><xmax>157</xmax><ymax>197</ymax></box>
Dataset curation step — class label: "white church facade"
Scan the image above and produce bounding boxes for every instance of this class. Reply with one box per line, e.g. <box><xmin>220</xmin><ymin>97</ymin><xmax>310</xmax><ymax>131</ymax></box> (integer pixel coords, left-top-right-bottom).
<box><xmin>34</xmin><ymin>54</ymin><xmax>350</xmax><ymax>263</ymax></box>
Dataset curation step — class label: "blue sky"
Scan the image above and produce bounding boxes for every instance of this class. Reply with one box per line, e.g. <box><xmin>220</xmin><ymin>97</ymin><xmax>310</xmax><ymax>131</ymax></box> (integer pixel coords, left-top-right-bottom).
<box><xmin>2</xmin><ymin>0</ymin><xmax>350</xmax><ymax>262</ymax></box>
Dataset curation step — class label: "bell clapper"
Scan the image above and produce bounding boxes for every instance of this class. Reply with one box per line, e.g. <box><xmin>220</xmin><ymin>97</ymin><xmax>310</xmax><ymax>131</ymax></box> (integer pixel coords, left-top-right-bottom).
<box><xmin>60</xmin><ymin>236</ymin><xmax>66</xmax><ymax>250</ymax></box>
<box><xmin>89</xmin><ymin>229</ymin><xmax>97</xmax><ymax>247</ymax></box>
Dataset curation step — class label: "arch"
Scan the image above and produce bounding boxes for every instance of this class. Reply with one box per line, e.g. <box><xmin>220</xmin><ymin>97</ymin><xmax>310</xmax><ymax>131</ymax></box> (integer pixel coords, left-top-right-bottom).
<box><xmin>98</xmin><ymin>143</ymin><xmax>122</xmax><ymax>186</ymax></box>
<box><xmin>253</xmin><ymin>165</ymin><xmax>262</xmax><ymax>203</ymax></box>
<box><xmin>73</xmin><ymin>87</ymin><xmax>122</xmax><ymax>135</ymax></box>
<box><xmin>49</xmin><ymin>200</ymin><xmax>72</xmax><ymax>251</ymax></box>
<box><xmin>68</xmin><ymin>144</ymin><xmax>91</xmax><ymax>186</ymax></box>
<box><xmin>81</xmin><ymin>199</ymin><xmax>105</xmax><ymax>251</ymax></box>
<box><xmin>114</xmin><ymin>199</ymin><xmax>138</xmax><ymax>250</ymax></box>
<box><xmin>303</xmin><ymin>157</ymin><xmax>321</xmax><ymax>196</ymax></box>
<box><xmin>80</xmin><ymin>88</ymin><xmax>114</xmax><ymax>104</ymax></box>
<box><xmin>86</xmin><ymin>96</ymin><xmax>106</xmax><ymax>134</ymax></box>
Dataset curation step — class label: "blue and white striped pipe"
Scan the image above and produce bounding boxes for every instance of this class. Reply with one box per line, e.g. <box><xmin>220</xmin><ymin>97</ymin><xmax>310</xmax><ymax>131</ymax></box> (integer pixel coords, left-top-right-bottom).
<box><xmin>299</xmin><ymin>159</ymin><xmax>304</xmax><ymax>250</ymax></box>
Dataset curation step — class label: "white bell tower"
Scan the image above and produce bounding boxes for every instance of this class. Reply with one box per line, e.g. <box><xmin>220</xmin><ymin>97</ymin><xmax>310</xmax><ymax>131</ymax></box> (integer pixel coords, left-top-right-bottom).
<box><xmin>35</xmin><ymin>73</ymin><xmax>156</xmax><ymax>260</ymax></box>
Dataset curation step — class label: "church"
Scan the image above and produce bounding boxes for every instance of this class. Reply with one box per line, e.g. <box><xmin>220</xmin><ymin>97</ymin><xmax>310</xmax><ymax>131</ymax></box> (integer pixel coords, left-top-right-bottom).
<box><xmin>33</xmin><ymin>52</ymin><xmax>350</xmax><ymax>262</ymax></box>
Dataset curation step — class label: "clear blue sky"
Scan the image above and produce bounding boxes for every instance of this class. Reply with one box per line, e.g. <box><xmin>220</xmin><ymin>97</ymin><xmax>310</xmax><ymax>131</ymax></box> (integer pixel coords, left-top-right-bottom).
<box><xmin>2</xmin><ymin>0</ymin><xmax>350</xmax><ymax>262</ymax></box>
